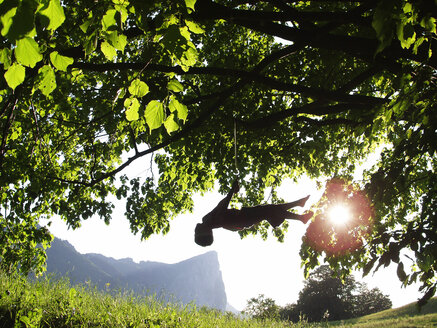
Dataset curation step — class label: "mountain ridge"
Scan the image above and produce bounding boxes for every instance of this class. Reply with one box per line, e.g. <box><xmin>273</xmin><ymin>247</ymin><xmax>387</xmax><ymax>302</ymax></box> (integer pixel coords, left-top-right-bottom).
<box><xmin>45</xmin><ymin>237</ymin><xmax>228</xmax><ymax>310</ymax></box>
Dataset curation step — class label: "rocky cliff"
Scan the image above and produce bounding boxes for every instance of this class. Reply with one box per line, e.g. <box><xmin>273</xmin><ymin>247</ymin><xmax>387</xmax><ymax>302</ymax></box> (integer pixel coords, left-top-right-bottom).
<box><xmin>45</xmin><ymin>237</ymin><xmax>228</xmax><ymax>310</ymax></box>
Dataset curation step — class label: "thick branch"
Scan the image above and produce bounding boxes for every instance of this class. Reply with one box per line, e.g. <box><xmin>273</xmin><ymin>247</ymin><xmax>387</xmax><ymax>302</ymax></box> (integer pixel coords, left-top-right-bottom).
<box><xmin>295</xmin><ymin>116</ymin><xmax>364</xmax><ymax>127</ymax></box>
<box><xmin>72</xmin><ymin>62</ymin><xmax>385</xmax><ymax>104</ymax></box>
<box><xmin>237</xmin><ymin>102</ymin><xmax>379</xmax><ymax>129</ymax></box>
<box><xmin>194</xmin><ymin>0</ymin><xmax>370</xmax><ymax>25</ymax></box>
<box><xmin>193</xmin><ymin>1</ymin><xmax>433</xmax><ymax>70</ymax></box>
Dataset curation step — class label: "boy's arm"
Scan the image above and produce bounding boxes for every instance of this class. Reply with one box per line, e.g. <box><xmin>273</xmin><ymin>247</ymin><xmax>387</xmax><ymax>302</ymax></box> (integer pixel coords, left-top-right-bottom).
<box><xmin>214</xmin><ymin>179</ymin><xmax>239</xmax><ymax>212</ymax></box>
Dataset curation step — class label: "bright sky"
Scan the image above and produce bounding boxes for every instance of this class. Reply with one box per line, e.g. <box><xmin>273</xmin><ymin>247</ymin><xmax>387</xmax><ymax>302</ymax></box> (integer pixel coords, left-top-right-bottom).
<box><xmin>44</xmin><ymin>170</ymin><xmax>423</xmax><ymax>311</ymax></box>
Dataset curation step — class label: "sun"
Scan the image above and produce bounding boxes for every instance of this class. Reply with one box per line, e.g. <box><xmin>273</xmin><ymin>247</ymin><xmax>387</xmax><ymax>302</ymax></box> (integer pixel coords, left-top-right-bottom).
<box><xmin>328</xmin><ymin>204</ymin><xmax>351</xmax><ymax>225</ymax></box>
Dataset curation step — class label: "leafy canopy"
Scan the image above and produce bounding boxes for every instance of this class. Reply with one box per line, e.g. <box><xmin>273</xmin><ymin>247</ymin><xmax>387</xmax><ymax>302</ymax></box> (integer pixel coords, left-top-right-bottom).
<box><xmin>0</xmin><ymin>0</ymin><xmax>436</xmax><ymax>305</ymax></box>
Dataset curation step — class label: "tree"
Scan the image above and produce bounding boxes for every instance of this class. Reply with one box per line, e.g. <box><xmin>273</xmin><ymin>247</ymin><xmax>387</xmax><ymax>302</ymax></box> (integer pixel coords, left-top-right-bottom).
<box><xmin>295</xmin><ymin>265</ymin><xmax>355</xmax><ymax>322</ymax></box>
<box><xmin>243</xmin><ymin>294</ymin><xmax>280</xmax><ymax>320</ymax></box>
<box><xmin>353</xmin><ymin>285</ymin><xmax>393</xmax><ymax>318</ymax></box>
<box><xmin>0</xmin><ymin>0</ymin><xmax>435</xmax><ymax>304</ymax></box>
<box><xmin>289</xmin><ymin>265</ymin><xmax>391</xmax><ymax>322</ymax></box>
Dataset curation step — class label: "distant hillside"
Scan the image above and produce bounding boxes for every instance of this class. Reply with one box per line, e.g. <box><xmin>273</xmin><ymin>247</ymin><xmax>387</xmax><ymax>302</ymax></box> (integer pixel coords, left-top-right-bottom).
<box><xmin>45</xmin><ymin>237</ymin><xmax>228</xmax><ymax>310</ymax></box>
<box><xmin>360</xmin><ymin>297</ymin><xmax>437</xmax><ymax>320</ymax></box>
<box><xmin>329</xmin><ymin>297</ymin><xmax>437</xmax><ymax>327</ymax></box>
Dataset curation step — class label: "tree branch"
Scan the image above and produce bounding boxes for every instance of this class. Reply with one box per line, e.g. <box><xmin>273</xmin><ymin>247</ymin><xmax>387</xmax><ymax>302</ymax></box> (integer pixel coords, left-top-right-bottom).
<box><xmin>193</xmin><ymin>1</ymin><xmax>430</xmax><ymax>70</ymax></box>
<box><xmin>72</xmin><ymin>62</ymin><xmax>385</xmax><ymax>104</ymax></box>
<box><xmin>194</xmin><ymin>0</ymin><xmax>370</xmax><ymax>25</ymax></box>
<box><xmin>236</xmin><ymin>102</ymin><xmax>378</xmax><ymax>129</ymax></box>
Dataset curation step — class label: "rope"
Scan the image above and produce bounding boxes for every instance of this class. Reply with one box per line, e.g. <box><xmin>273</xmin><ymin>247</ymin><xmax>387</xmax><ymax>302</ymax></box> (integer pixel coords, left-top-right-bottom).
<box><xmin>234</xmin><ymin>117</ymin><xmax>238</xmax><ymax>174</ymax></box>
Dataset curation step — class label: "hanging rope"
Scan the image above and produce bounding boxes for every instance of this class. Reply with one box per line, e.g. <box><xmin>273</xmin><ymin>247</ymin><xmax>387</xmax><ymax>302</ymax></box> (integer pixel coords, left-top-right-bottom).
<box><xmin>233</xmin><ymin>117</ymin><xmax>239</xmax><ymax>175</ymax></box>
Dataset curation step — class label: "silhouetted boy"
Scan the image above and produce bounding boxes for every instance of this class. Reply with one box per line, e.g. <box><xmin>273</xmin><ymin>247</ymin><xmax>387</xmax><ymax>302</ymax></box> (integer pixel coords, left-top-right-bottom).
<box><xmin>195</xmin><ymin>180</ymin><xmax>313</xmax><ymax>246</ymax></box>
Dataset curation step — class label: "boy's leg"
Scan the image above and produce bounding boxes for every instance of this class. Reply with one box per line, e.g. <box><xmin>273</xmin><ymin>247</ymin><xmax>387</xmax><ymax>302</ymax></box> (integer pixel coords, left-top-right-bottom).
<box><xmin>279</xmin><ymin>195</ymin><xmax>310</xmax><ymax>210</ymax></box>
<box><xmin>240</xmin><ymin>203</ymin><xmax>313</xmax><ymax>228</ymax></box>
<box><xmin>282</xmin><ymin>211</ymin><xmax>313</xmax><ymax>224</ymax></box>
<box><xmin>267</xmin><ymin>209</ymin><xmax>313</xmax><ymax>227</ymax></box>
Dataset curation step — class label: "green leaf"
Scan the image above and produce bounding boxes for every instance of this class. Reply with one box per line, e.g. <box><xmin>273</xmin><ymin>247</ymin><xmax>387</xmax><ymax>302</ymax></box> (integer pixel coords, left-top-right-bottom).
<box><xmin>124</xmin><ymin>97</ymin><xmax>140</xmax><ymax>121</ymax></box>
<box><xmin>37</xmin><ymin>65</ymin><xmax>56</xmax><ymax>96</ymax></box>
<box><xmin>164</xmin><ymin>114</ymin><xmax>179</xmax><ymax>134</ymax></box>
<box><xmin>79</xmin><ymin>14</ymin><xmax>93</xmax><ymax>33</ymax></box>
<box><xmin>0</xmin><ymin>7</ymin><xmax>18</xmax><ymax>38</ymax></box>
<box><xmin>185</xmin><ymin>0</ymin><xmax>196</xmax><ymax>11</ymax></box>
<box><xmin>100</xmin><ymin>41</ymin><xmax>117</xmax><ymax>60</ymax></box>
<box><xmin>106</xmin><ymin>31</ymin><xmax>127</xmax><ymax>51</ymax></box>
<box><xmin>420</xmin><ymin>17</ymin><xmax>436</xmax><ymax>34</ymax></box>
<box><xmin>128</xmin><ymin>79</ymin><xmax>149</xmax><ymax>97</ymax></box>
<box><xmin>397</xmin><ymin>23</ymin><xmax>416</xmax><ymax>49</ymax></box>
<box><xmin>15</xmin><ymin>37</ymin><xmax>42</xmax><ymax>68</ymax></box>
<box><xmin>185</xmin><ymin>20</ymin><xmax>204</xmax><ymax>34</ymax></box>
<box><xmin>49</xmin><ymin>51</ymin><xmax>74</xmax><ymax>71</ymax></box>
<box><xmin>179</xmin><ymin>47</ymin><xmax>197</xmax><ymax>70</ymax></box>
<box><xmin>0</xmin><ymin>48</ymin><xmax>12</xmax><ymax>69</ymax></box>
<box><xmin>84</xmin><ymin>33</ymin><xmax>98</xmax><ymax>56</ymax></box>
<box><xmin>145</xmin><ymin>100</ymin><xmax>164</xmax><ymax>131</ymax></box>
<box><xmin>396</xmin><ymin>262</ymin><xmax>407</xmax><ymax>282</ymax></box>
<box><xmin>1</xmin><ymin>0</ymin><xmax>37</xmax><ymax>40</ymax></box>
<box><xmin>102</xmin><ymin>9</ymin><xmax>117</xmax><ymax>31</ymax></box>
<box><xmin>167</xmin><ymin>80</ymin><xmax>183</xmax><ymax>92</ymax></box>
<box><xmin>179</xmin><ymin>26</ymin><xmax>191</xmax><ymax>41</ymax></box>
<box><xmin>169</xmin><ymin>98</ymin><xmax>188</xmax><ymax>122</ymax></box>
<box><xmin>4</xmin><ymin>63</ymin><xmax>25</xmax><ymax>90</ymax></box>
<box><xmin>38</xmin><ymin>0</ymin><xmax>65</xmax><ymax>31</ymax></box>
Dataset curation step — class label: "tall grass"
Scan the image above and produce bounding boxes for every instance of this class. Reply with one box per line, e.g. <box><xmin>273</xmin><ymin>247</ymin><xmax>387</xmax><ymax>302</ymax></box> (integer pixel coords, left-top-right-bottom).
<box><xmin>2</xmin><ymin>271</ymin><xmax>436</xmax><ymax>328</ymax></box>
<box><xmin>0</xmin><ymin>271</ymin><xmax>313</xmax><ymax>328</ymax></box>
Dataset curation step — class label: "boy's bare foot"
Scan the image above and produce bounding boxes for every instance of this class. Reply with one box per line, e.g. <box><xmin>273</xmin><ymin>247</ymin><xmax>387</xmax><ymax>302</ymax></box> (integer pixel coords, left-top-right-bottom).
<box><xmin>297</xmin><ymin>195</ymin><xmax>310</xmax><ymax>207</ymax></box>
<box><xmin>300</xmin><ymin>211</ymin><xmax>313</xmax><ymax>224</ymax></box>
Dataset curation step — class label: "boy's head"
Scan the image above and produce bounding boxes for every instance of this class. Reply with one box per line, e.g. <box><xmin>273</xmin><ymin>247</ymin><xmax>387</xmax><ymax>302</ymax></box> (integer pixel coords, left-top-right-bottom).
<box><xmin>195</xmin><ymin>223</ymin><xmax>213</xmax><ymax>247</ymax></box>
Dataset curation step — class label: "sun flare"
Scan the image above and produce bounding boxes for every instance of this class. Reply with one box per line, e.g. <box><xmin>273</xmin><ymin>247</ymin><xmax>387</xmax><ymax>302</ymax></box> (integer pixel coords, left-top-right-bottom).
<box><xmin>328</xmin><ymin>204</ymin><xmax>351</xmax><ymax>225</ymax></box>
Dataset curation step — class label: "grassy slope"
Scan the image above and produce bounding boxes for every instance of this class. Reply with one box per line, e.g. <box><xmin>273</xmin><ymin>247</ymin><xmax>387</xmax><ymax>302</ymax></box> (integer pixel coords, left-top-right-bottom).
<box><xmin>326</xmin><ymin>298</ymin><xmax>437</xmax><ymax>328</ymax></box>
<box><xmin>1</xmin><ymin>272</ymin><xmax>436</xmax><ymax>328</ymax></box>
<box><xmin>0</xmin><ymin>272</ymin><xmax>309</xmax><ymax>328</ymax></box>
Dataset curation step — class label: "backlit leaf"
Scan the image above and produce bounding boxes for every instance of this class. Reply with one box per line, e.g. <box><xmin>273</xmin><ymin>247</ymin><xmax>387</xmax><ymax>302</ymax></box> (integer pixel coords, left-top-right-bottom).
<box><xmin>169</xmin><ymin>98</ymin><xmax>188</xmax><ymax>122</ymax></box>
<box><xmin>124</xmin><ymin>97</ymin><xmax>140</xmax><ymax>121</ymax></box>
<box><xmin>1</xmin><ymin>0</ymin><xmax>37</xmax><ymax>40</ymax></box>
<box><xmin>128</xmin><ymin>79</ymin><xmax>149</xmax><ymax>97</ymax></box>
<box><xmin>38</xmin><ymin>0</ymin><xmax>65</xmax><ymax>31</ymax></box>
<box><xmin>102</xmin><ymin>9</ymin><xmax>117</xmax><ymax>31</ymax></box>
<box><xmin>145</xmin><ymin>100</ymin><xmax>164</xmax><ymax>131</ymax></box>
<box><xmin>106</xmin><ymin>31</ymin><xmax>127</xmax><ymax>51</ymax></box>
<box><xmin>167</xmin><ymin>80</ymin><xmax>183</xmax><ymax>92</ymax></box>
<box><xmin>164</xmin><ymin>114</ymin><xmax>179</xmax><ymax>134</ymax></box>
<box><xmin>37</xmin><ymin>65</ymin><xmax>56</xmax><ymax>96</ymax></box>
<box><xmin>15</xmin><ymin>37</ymin><xmax>42</xmax><ymax>68</ymax></box>
<box><xmin>100</xmin><ymin>41</ymin><xmax>117</xmax><ymax>60</ymax></box>
<box><xmin>4</xmin><ymin>63</ymin><xmax>25</xmax><ymax>90</ymax></box>
<box><xmin>185</xmin><ymin>0</ymin><xmax>196</xmax><ymax>11</ymax></box>
<box><xmin>0</xmin><ymin>7</ymin><xmax>18</xmax><ymax>37</ymax></box>
<box><xmin>185</xmin><ymin>20</ymin><xmax>204</xmax><ymax>34</ymax></box>
<box><xmin>49</xmin><ymin>51</ymin><xmax>74</xmax><ymax>71</ymax></box>
<box><xmin>0</xmin><ymin>48</ymin><xmax>12</xmax><ymax>69</ymax></box>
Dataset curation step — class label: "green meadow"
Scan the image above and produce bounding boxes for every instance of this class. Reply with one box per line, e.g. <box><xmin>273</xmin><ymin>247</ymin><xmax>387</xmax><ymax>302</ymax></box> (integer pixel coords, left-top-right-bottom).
<box><xmin>322</xmin><ymin>298</ymin><xmax>437</xmax><ymax>328</ymax></box>
<box><xmin>1</xmin><ymin>271</ymin><xmax>436</xmax><ymax>328</ymax></box>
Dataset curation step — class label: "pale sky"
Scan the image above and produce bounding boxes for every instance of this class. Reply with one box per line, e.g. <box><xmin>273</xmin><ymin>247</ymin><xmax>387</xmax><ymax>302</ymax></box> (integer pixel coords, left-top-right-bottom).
<box><xmin>43</xmin><ymin>173</ymin><xmax>423</xmax><ymax>311</ymax></box>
